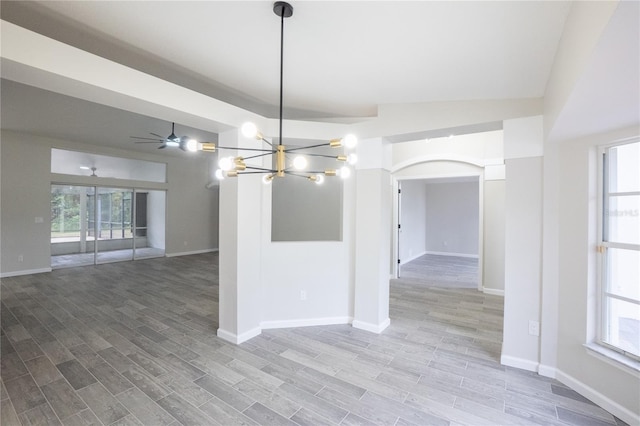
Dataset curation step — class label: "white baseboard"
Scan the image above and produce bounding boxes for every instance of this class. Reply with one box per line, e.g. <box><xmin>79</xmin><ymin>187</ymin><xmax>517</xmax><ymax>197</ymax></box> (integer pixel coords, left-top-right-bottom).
<box><xmin>216</xmin><ymin>326</ymin><xmax>261</xmax><ymax>345</ymax></box>
<box><xmin>0</xmin><ymin>267</ymin><xmax>52</xmax><ymax>278</ymax></box>
<box><xmin>425</xmin><ymin>251</ymin><xmax>479</xmax><ymax>259</ymax></box>
<box><xmin>166</xmin><ymin>248</ymin><xmax>218</xmax><ymax>258</ymax></box>
<box><xmin>500</xmin><ymin>354</ymin><xmax>539</xmax><ymax>372</ymax></box>
<box><xmin>399</xmin><ymin>251</ymin><xmax>427</xmax><ymax>265</ymax></box>
<box><xmin>555</xmin><ymin>369</ymin><xmax>639</xmax><ymax>426</ymax></box>
<box><xmin>482</xmin><ymin>287</ymin><xmax>504</xmax><ymax>297</ymax></box>
<box><xmin>537</xmin><ymin>364</ymin><xmax>557</xmax><ymax>378</ymax></box>
<box><xmin>352</xmin><ymin>318</ymin><xmax>391</xmax><ymax>334</ymax></box>
<box><xmin>261</xmin><ymin>316</ymin><xmax>351</xmax><ymax>330</ymax></box>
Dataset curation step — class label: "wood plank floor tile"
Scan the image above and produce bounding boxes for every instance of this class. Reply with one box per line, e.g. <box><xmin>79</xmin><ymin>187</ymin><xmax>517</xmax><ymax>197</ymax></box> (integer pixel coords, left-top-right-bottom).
<box><xmin>1</xmin><ymin>351</ymin><xmax>28</xmax><ymax>381</ymax></box>
<box><xmin>198</xmin><ymin>397</ymin><xmax>260</xmax><ymax>426</ymax></box>
<box><xmin>194</xmin><ymin>374</ymin><xmax>255</xmax><ymax>411</ymax></box>
<box><xmin>156</xmin><ymin>392</ymin><xmax>218</xmax><ymax>426</ymax></box>
<box><xmin>77</xmin><ymin>382</ymin><xmax>130</xmax><ymax>425</ymax></box>
<box><xmin>24</xmin><ymin>356</ymin><xmax>64</xmax><ymax>387</ymax></box>
<box><xmin>121</xmin><ymin>364</ymin><xmax>172</xmax><ymax>402</ymax></box>
<box><xmin>233</xmin><ymin>378</ymin><xmax>300</xmax><ymax>418</ymax></box>
<box><xmin>88</xmin><ymin>361</ymin><xmax>134</xmax><ymax>395</ymax></box>
<box><xmin>4</xmin><ymin>373</ymin><xmax>47</xmax><ymax>414</ymax></box>
<box><xmin>0</xmin><ymin>253</ymin><xmax>630</xmax><ymax>426</ymax></box>
<box><xmin>116</xmin><ymin>387</ymin><xmax>176</xmax><ymax>426</ymax></box>
<box><xmin>41</xmin><ymin>378</ymin><xmax>88</xmax><ymax>420</ymax></box>
<box><xmin>243</xmin><ymin>401</ymin><xmax>299</xmax><ymax>426</ymax></box>
<box><xmin>18</xmin><ymin>402</ymin><xmax>62</xmax><ymax>426</ymax></box>
<box><xmin>315</xmin><ymin>386</ymin><xmax>399</xmax><ymax>426</ymax></box>
<box><xmin>12</xmin><ymin>338</ymin><xmax>44</xmax><ymax>362</ymax></box>
<box><xmin>55</xmin><ymin>359</ymin><xmax>97</xmax><ymax>390</ymax></box>
<box><xmin>1</xmin><ymin>397</ymin><xmax>21</xmax><ymax>425</ymax></box>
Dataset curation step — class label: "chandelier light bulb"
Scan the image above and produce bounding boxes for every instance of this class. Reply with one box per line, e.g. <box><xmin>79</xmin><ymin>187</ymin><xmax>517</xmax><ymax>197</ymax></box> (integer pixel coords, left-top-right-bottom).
<box><xmin>215</xmin><ymin>169</ymin><xmax>225</xmax><ymax>180</ymax></box>
<box><xmin>262</xmin><ymin>174</ymin><xmax>274</xmax><ymax>185</ymax></box>
<box><xmin>347</xmin><ymin>153</ymin><xmax>358</xmax><ymax>165</ymax></box>
<box><xmin>241</xmin><ymin>122</ymin><xmax>258</xmax><ymax>139</ymax></box>
<box><xmin>293</xmin><ymin>155</ymin><xmax>307</xmax><ymax>170</ymax></box>
<box><xmin>218</xmin><ymin>156</ymin><xmax>234</xmax><ymax>171</ymax></box>
<box><xmin>315</xmin><ymin>174</ymin><xmax>325</xmax><ymax>185</ymax></box>
<box><xmin>344</xmin><ymin>134</ymin><xmax>358</xmax><ymax>149</ymax></box>
<box><xmin>339</xmin><ymin>166</ymin><xmax>351</xmax><ymax>179</ymax></box>
<box><xmin>186</xmin><ymin>139</ymin><xmax>199</xmax><ymax>152</ymax></box>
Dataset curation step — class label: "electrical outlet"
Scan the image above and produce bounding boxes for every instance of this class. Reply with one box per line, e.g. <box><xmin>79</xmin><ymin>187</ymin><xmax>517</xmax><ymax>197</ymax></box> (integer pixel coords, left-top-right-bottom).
<box><xmin>300</xmin><ymin>290</ymin><xmax>307</xmax><ymax>301</ymax></box>
<box><xmin>34</xmin><ymin>217</ymin><xmax>44</xmax><ymax>223</ymax></box>
<box><xmin>528</xmin><ymin>320</ymin><xmax>540</xmax><ymax>336</ymax></box>
<box><xmin>18</xmin><ymin>255</ymin><xmax>24</xmax><ymax>262</ymax></box>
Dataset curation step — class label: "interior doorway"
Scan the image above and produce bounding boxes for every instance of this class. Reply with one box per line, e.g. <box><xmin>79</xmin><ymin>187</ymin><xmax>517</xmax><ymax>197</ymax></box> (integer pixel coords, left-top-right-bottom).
<box><xmin>395</xmin><ymin>176</ymin><xmax>482</xmax><ymax>290</ymax></box>
<box><xmin>50</xmin><ymin>184</ymin><xmax>166</xmax><ymax>268</ymax></box>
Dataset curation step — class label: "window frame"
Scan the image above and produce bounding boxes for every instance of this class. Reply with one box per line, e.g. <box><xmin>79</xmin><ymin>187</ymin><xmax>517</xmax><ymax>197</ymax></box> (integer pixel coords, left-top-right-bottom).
<box><xmin>596</xmin><ymin>139</ymin><xmax>640</xmax><ymax>362</ymax></box>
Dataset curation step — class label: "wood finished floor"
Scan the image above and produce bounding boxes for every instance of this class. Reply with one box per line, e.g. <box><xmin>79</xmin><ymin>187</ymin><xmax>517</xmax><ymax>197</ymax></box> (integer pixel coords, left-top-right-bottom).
<box><xmin>399</xmin><ymin>254</ymin><xmax>478</xmax><ymax>289</ymax></box>
<box><xmin>1</xmin><ymin>253</ymin><xmax>628</xmax><ymax>426</ymax></box>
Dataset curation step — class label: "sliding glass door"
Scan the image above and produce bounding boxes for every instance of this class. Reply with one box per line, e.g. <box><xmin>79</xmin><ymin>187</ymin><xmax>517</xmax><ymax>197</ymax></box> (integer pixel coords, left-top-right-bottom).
<box><xmin>95</xmin><ymin>187</ymin><xmax>134</xmax><ymax>264</ymax></box>
<box><xmin>51</xmin><ymin>185</ymin><xmax>95</xmax><ymax>268</ymax></box>
<box><xmin>51</xmin><ymin>185</ymin><xmax>165</xmax><ymax>268</ymax></box>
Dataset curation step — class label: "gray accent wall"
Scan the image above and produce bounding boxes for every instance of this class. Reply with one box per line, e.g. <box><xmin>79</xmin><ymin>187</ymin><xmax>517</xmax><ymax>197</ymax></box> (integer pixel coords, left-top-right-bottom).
<box><xmin>399</xmin><ymin>178</ymin><xmax>479</xmax><ymax>263</ymax></box>
<box><xmin>424</xmin><ymin>180</ymin><xmax>479</xmax><ymax>256</ymax></box>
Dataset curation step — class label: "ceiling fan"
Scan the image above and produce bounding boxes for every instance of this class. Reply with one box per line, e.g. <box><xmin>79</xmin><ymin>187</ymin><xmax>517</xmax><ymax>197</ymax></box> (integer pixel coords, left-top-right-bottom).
<box><xmin>131</xmin><ymin>122</ymin><xmax>185</xmax><ymax>149</ymax></box>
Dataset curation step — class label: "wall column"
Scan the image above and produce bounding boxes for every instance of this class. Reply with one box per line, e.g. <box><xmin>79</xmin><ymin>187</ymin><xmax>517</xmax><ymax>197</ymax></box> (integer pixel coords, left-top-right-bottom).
<box><xmin>501</xmin><ymin>116</ymin><xmax>544</xmax><ymax>371</ymax></box>
<box><xmin>353</xmin><ymin>138</ymin><xmax>392</xmax><ymax>333</ymax></box>
<box><xmin>217</xmin><ymin>128</ymin><xmax>263</xmax><ymax>344</ymax></box>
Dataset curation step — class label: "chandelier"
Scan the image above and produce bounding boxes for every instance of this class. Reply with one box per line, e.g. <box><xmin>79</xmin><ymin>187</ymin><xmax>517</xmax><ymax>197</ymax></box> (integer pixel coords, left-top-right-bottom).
<box><xmin>188</xmin><ymin>1</ymin><xmax>357</xmax><ymax>185</ymax></box>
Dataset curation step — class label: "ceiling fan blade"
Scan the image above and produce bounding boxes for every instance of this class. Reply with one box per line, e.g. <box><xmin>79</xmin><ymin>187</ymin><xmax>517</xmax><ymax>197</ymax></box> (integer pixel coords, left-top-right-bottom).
<box><xmin>149</xmin><ymin>132</ymin><xmax>165</xmax><ymax>138</ymax></box>
<box><xmin>134</xmin><ymin>141</ymin><xmax>163</xmax><ymax>144</ymax></box>
<box><xmin>131</xmin><ymin>136</ymin><xmax>164</xmax><ymax>141</ymax></box>
<box><xmin>158</xmin><ymin>144</ymin><xmax>167</xmax><ymax>149</ymax></box>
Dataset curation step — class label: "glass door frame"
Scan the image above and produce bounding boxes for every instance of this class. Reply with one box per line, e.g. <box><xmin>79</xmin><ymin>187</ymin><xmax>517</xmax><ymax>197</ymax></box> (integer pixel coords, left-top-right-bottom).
<box><xmin>51</xmin><ymin>183</ymin><xmax>166</xmax><ymax>268</ymax></box>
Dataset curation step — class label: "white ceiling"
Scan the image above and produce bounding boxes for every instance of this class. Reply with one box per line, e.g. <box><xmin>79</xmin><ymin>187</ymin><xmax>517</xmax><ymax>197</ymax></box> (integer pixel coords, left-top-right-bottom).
<box><xmin>1</xmin><ymin>1</ymin><xmax>574</xmax><ymax>151</ymax></box>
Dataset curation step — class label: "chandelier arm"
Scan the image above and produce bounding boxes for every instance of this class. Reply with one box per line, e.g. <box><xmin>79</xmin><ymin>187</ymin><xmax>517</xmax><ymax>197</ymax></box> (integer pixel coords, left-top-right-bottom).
<box><xmin>242</xmin><ymin>152</ymin><xmax>278</xmax><ymax>160</ymax></box>
<box><xmin>297</xmin><ymin>153</ymin><xmax>341</xmax><ymax>159</ymax></box>
<box><xmin>216</xmin><ymin>146</ymin><xmax>275</xmax><ymax>153</ymax></box>
<box><xmin>260</xmin><ymin>138</ymin><xmax>273</xmax><ymax>147</ymax></box>
<box><xmin>236</xmin><ymin>171</ymin><xmax>277</xmax><ymax>175</ymax></box>
<box><xmin>244</xmin><ymin>166</ymin><xmax>278</xmax><ymax>172</ymax></box>
<box><xmin>284</xmin><ymin>143</ymin><xmax>332</xmax><ymax>152</ymax></box>
<box><xmin>283</xmin><ymin>171</ymin><xmax>313</xmax><ymax>179</ymax></box>
<box><xmin>286</xmin><ymin>170</ymin><xmax>327</xmax><ymax>175</ymax></box>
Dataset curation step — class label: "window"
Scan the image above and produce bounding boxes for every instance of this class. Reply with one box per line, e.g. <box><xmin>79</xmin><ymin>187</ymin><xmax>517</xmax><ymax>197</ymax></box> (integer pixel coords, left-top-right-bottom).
<box><xmin>598</xmin><ymin>140</ymin><xmax>640</xmax><ymax>360</ymax></box>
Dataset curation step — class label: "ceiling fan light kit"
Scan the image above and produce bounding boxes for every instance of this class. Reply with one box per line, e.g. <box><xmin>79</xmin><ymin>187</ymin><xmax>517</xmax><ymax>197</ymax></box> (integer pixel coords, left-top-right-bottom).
<box><xmin>135</xmin><ymin>2</ymin><xmax>357</xmax><ymax>185</ymax></box>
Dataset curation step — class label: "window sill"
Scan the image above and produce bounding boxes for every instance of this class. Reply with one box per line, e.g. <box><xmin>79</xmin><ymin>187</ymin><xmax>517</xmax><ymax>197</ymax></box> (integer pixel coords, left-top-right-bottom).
<box><xmin>584</xmin><ymin>343</ymin><xmax>640</xmax><ymax>376</ymax></box>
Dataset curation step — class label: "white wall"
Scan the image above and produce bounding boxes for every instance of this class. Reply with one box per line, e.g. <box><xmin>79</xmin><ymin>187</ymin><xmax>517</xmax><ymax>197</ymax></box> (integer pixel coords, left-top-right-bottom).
<box><xmin>483</xmin><ymin>179</ymin><xmax>505</xmax><ymax>292</ymax></box>
<box><xmin>261</xmin><ymin>173</ymin><xmax>354</xmax><ymax>327</ymax></box>
<box><xmin>399</xmin><ymin>180</ymin><xmax>427</xmax><ymax>263</ymax></box>
<box><xmin>353</xmin><ymin>138</ymin><xmax>392</xmax><ymax>333</ymax></box>
<box><xmin>502</xmin><ymin>155</ymin><xmax>542</xmax><ymax>370</ymax></box>
<box><xmin>0</xmin><ymin>132</ymin><xmax>53</xmax><ymax>275</ymax></box>
<box><xmin>146</xmin><ymin>190</ymin><xmax>166</xmax><ymax>250</ymax></box>
<box><xmin>217</xmin><ymin>128</ymin><xmax>357</xmax><ymax>343</ymax></box>
<box><xmin>424</xmin><ymin>181</ymin><xmax>478</xmax><ymax>257</ymax></box>
<box><xmin>0</xmin><ymin>130</ymin><xmax>218</xmax><ymax>276</ymax></box>
<box><xmin>553</xmin><ymin>128</ymin><xmax>640</xmax><ymax>422</ymax></box>
<box><xmin>501</xmin><ymin>116</ymin><xmax>543</xmax><ymax>371</ymax></box>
